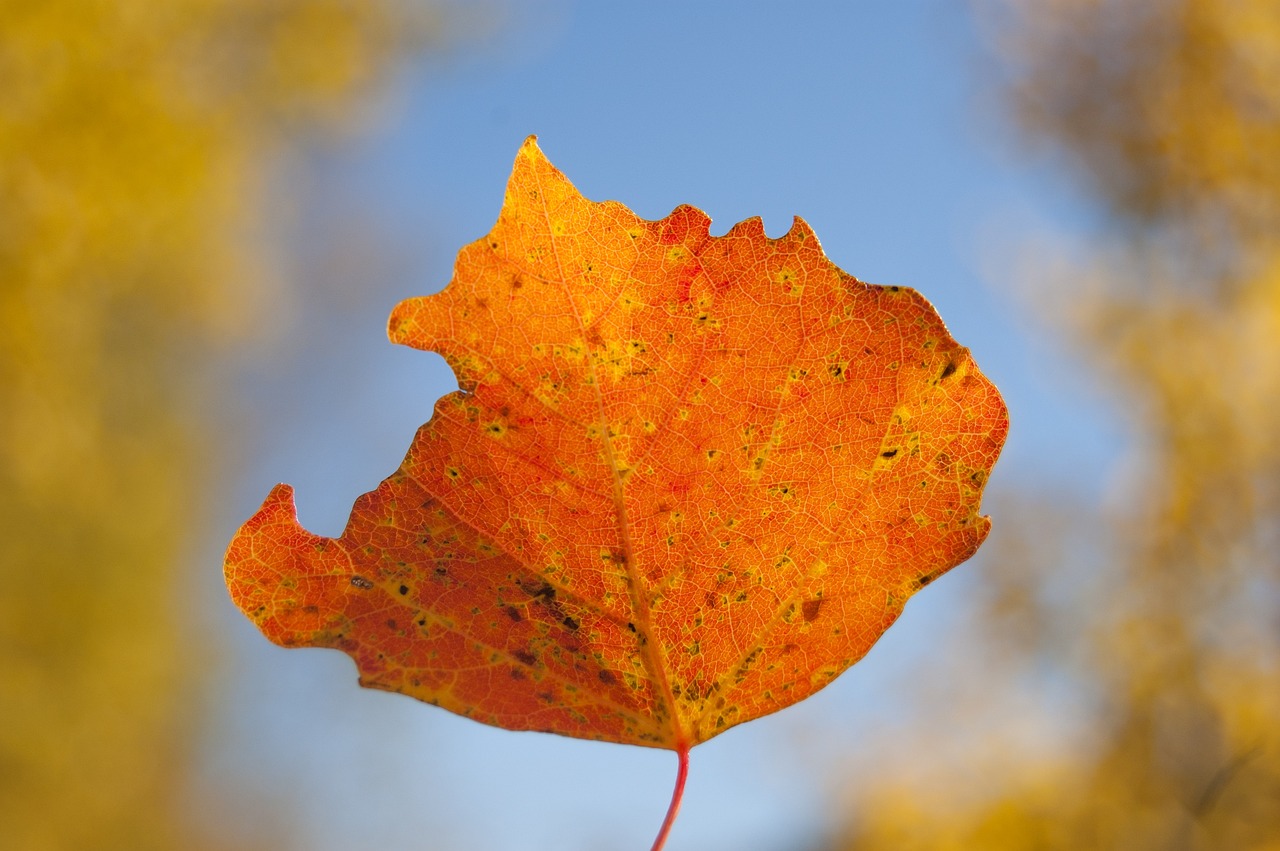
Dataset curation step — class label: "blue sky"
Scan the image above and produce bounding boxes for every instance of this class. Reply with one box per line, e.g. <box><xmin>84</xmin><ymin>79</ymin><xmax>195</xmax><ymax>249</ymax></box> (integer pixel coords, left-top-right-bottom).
<box><xmin>201</xmin><ymin>3</ymin><xmax>1120</xmax><ymax>849</ymax></box>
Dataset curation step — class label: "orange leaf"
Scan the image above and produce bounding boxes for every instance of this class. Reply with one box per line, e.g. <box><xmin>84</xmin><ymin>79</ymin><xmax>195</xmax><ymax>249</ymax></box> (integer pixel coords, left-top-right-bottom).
<box><xmin>226</xmin><ymin>138</ymin><xmax>1008</xmax><ymax>756</ymax></box>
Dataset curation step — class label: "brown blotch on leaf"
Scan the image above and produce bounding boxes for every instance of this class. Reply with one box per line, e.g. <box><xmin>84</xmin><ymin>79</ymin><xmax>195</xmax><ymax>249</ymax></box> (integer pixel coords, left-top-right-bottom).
<box><xmin>512</xmin><ymin>649</ymin><xmax>537</xmax><ymax>667</ymax></box>
<box><xmin>525</xmin><ymin>582</ymin><xmax>556</xmax><ymax>601</ymax></box>
<box><xmin>350</xmin><ymin>576</ymin><xmax>374</xmax><ymax>590</ymax></box>
<box><xmin>598</xmin><ymin>669</ymin><xmax>618</xmax><ymax>685</ymax></box>
<box><xmin>802</xmin><ymin>599</ymin><xmax>823</xmax><ymax>623</ymax></box>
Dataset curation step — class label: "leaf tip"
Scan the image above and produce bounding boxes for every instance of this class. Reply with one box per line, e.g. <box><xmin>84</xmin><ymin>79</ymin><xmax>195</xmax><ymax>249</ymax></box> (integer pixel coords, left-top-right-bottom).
<box><xmin>260</xmin><ymin>481</ymin><xmax>299</xmax><ymax>516</ymax></box>
<box><xmin>387</xmin><ymin>297</ymin><xmax>422</xmax><ymax>347</ymax></box>
<box><xmin>725</xmin><ymin>215</ymin><xmax>766</xmax><ymax>240</ymax></box>
<box><xmin>517</xmin><ymin>133</ymin><xmax>545</xmax><ymax>164</ymax></box>
<box><xmin>225</xmin><ymin>482</ymin><xmax>304</xmax><ymax>577</ymax></box>
<box><xmin>224</xmin><ymin>483</ymin><xmax>301</xmax><ymax>610</ymax></box>
<box><xmin>786</xmin><ymin>215</ymin><xmax>819</xmax><ymax>245</ymax></box>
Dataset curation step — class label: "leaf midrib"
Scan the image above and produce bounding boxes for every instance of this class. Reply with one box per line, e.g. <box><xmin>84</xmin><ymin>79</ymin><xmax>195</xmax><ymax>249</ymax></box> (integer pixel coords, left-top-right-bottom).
<box><xmin>530</xmin><ymin>159</ymin><xmax>690</xmax><ymax>750</ymax></box>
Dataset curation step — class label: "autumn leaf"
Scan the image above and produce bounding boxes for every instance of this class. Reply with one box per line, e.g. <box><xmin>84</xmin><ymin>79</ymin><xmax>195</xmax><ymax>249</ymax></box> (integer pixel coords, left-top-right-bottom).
<box><xmin>225</xmin><ymin>137</ymin><xmax>1008</xmax><ymax>848</ymax></box>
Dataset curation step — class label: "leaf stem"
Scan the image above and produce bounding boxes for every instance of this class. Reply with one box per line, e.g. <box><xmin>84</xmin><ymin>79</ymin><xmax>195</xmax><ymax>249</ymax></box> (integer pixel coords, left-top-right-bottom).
<box><xmin>650</xmin><ymin>744</ymin><xmax>690</xmax><ymax>851</ymax></box>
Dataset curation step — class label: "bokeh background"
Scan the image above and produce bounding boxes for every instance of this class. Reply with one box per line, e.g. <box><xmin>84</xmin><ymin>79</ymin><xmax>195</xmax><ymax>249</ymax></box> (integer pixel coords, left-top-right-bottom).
<box><xmin>3</xmin><ymin>1</ymin><xmax>1277</xmax><ymax>849</ymax></box>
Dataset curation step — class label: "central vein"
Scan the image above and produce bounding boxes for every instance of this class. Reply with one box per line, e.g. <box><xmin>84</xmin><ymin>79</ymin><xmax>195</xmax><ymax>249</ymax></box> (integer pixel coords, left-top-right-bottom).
<box><xmin>531</xmin><ymin>163</ymin><xmax>688</xmax><ymax>748</ymax></box>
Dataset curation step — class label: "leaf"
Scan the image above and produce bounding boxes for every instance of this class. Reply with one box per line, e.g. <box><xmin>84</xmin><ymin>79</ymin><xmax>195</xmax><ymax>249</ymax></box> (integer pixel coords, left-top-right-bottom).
<box><xmin>226</xmin><ymin>137</ymin><xmax>1008</xmax><ymax>755</ymax></box>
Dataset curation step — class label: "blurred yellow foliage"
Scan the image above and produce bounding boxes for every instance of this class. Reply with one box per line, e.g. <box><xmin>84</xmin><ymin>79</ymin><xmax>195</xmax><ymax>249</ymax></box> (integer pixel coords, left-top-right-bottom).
<box><xmin>0</xmin><ymin>2</ymin><xmax>437</xmax><ymax>848</ymax></box>
<box><xmin>827</xmin><ymin>1</ymin><xmax>1280</xmax><ymax>848</ymax></box>
<box><xmin>997</xmin><ymin>0</ymin><xmax>1280</xmax><ymax>237</ymax></box>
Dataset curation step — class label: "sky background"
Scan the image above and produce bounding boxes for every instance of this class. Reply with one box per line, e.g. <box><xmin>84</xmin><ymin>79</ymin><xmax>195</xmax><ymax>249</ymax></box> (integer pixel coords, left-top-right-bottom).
<box><xmin>197</xmin><ymin>3</ymin><xmax>1120</xmax><ymax>849</ymax></box>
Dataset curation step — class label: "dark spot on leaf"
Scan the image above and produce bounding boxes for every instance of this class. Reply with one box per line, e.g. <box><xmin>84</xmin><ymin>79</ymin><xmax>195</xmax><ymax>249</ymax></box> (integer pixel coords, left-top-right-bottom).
<box><xmin>385</xmin><ymin>618</ymin><xmax>397</xmax><ymax>630</ymax></box>
<box><xmin>398</xmin><ymin>584</ymin><xmax>409</xmax><ymax>596</ymax></box>
<box><xmin>917</xmin><ymin>572</ymin><xmax>937</xmax><ymax>588</ymax></box>
<box><xmin>527</xmin><ymin>582</ymin><xmax>556</xmax><ymax>601</ymax></box>
<box><xmin>881</xmin><ymin>449</ymin><xmax>899</xmax><ymax>458</ymax></box>
<box><xmin>563</xmin><ymin>616</ymin><xmax>580</xmax><ymax>630</ymax></box>
<box><xmin>626</xmin><ymin>622</ymin><xmax>637</xmax><ymax>633</ymax></box>
<box><xmin>510</xmin><ymin>667</ymin><xmax>526</xmax><ymax>680</ymax></box>
<box><xmin>513</xmin><ymin>649</ymin><xmax>537</xmax><ymax>666</ymax></box>
<box><xmin>506</xmin><ymin>606</ymin><xmax>523</xmax><ymax>622</ymax></box>
<box><xmin>802</xmin><ymin>599</ymin><xmax>823</xmax><ymax>622</ymax></box>
<box><xmin>940</xmin><ymin>359</ymin><xmax>957</xmax><ymax>379</ymax></box>
<box><xmin>350</xmin><ymin>576</ymin><xmax>374</xmax><ymax>590</ymax></box>
<box><xmin>598</xmin><ymin>669</ymin><xmax>617</xmax><ymax>685</ymax></box>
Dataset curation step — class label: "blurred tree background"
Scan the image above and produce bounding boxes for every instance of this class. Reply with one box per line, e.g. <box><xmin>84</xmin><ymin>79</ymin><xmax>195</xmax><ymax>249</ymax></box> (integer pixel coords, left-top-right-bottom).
<box><xmin>826</xmin><ymin>0</ymin><xmax>1280</xmax><ymax>847</ymax></box>
<box><xmin>6</xmin><ymin>1</ymin><xmax>1278</xmax><ymax>848</ymax></box>
<box><xmin>0</xmin><ymin>1</ymin><xmax>449</xmax><ymax>847</ymax></box>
